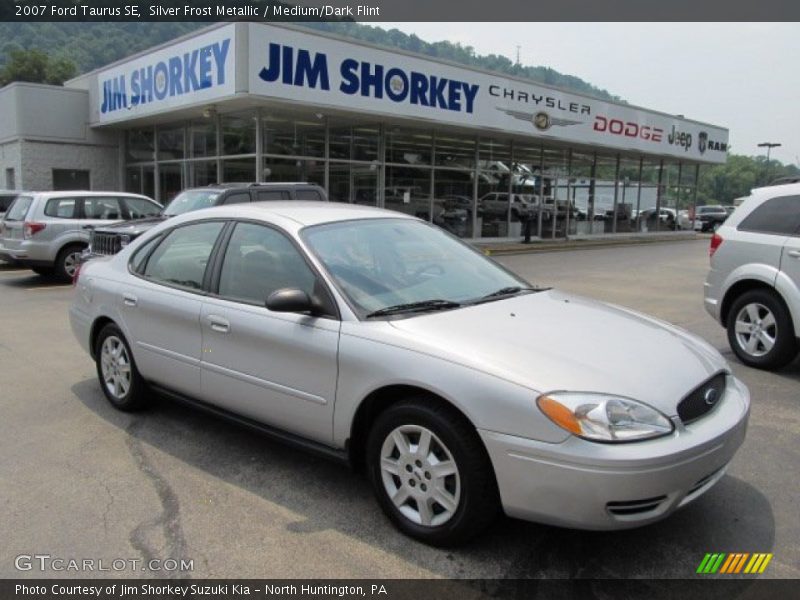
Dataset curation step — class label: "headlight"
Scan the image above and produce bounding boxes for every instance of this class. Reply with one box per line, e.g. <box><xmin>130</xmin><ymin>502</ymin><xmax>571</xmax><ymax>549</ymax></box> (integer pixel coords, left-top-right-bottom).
<box><xmin>537</xmin><ymin>392</ymin><xmax>674</xmax><ymax>442</ymax></box>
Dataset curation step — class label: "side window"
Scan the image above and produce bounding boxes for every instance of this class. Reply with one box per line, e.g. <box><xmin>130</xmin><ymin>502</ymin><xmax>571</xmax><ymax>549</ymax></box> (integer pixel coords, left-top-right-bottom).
<box><xmin>143</xmin><ymin>222</ymin><xmax>224</xmax><ymax>290</ymax></box>
<box><xmin>256</xmin><ymin>190</ymin><xmax>290</xmax><ymax>201</ymax></box>
<box><xmin>296</xmin><ymin>189</ymin><xmax>322</xmax><ymax>201</ymax></box>
<box><xmin>738</xmin><ymin>196</ymin><xmax>800</xmax><ymax>236</ymax></box>
<box><xmin>129</xmin><ymin>235</ymin><xmax>163</xmax><ymax>274</ymax></box>
<box><xmin>124</xmin><ymin>197</ymin><xmax>161</xmax><ymax>219</ymax></box>
<box><xmin>218</xmin><ymin>222</ymin><xmax>317</xmax><ymax>306</ymax></box>
<box><xmin>83</xmin><ymin>197</ymin><xmax>123</xmax><ymax>220</ymax></box>
<box><xmin>44</xmin><ymin>197</ymin><xmax>78</xmax><ymax>219</ymax></box>
<box><xmin>223</xmin><ymin>192</ymin><xmax>252</xmax><ymax>205</ymax></box>
<box><xmin>4</xmin><ymin>196</ymin><xmax>33</xmax><ymax>221</ymax></box>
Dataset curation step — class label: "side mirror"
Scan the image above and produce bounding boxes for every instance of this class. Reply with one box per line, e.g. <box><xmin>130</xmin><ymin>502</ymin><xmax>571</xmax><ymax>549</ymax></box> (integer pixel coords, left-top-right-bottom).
<box><xmin>266</xmin><ymin>288</ymin><xmax>323</xmax><ymax>315</ymax></box>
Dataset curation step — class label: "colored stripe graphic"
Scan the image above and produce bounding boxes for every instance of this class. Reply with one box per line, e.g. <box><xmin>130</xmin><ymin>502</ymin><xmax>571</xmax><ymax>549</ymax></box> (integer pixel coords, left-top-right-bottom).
<box><xmin>699</xmin><ymin>553</ymin><xmax>774</xmax><ymax>574</ymax></box>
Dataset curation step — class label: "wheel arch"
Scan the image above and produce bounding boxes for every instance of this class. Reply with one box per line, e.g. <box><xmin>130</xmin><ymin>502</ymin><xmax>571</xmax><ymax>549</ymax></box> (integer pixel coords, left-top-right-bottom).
<box><xmin>721</xmin><ymin>279</ymin><xmax>782</xmax><ymax>328</ymax></box>
<box><xmin>89</xmin><ymin>316</ymin><xmax>116</xmax><ymax>360</ymax></box>
<box><xmin>347</xmin><ymin>384</ymin><xmax>484</xmax><ymax>471</ymax></box>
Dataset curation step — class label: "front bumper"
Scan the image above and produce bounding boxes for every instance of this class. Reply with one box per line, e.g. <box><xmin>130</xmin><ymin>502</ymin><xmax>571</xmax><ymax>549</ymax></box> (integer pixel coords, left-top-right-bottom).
<box><xmin>480</xmin><ymin>375</ymin><xmax>749</xmax><ymax>530</ymax></box>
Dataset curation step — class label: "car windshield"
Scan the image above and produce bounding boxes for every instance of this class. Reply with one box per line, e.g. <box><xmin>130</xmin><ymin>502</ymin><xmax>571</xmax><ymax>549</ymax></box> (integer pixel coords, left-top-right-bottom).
<box><xmin>302</xmin><ymin>218</ymin><xmax>531</xmax><ymax>318</ymax></box>
<box><xmin>162</xmin><ymin>190</ymin><xmax>221</xmax><ymax>216</ymax></box>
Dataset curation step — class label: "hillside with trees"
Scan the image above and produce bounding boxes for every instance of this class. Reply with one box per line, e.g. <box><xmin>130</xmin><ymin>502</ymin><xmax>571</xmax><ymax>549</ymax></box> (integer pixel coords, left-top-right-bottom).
<box><xmin>0</xmin><ymin>20</ymin><xmax>620</xmax><ymax>101</ymax></box>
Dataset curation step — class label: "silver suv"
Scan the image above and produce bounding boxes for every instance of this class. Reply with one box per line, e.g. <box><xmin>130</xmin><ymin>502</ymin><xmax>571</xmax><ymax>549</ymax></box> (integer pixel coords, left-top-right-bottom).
<box><xmin>0</xmin><ymin>191</ymin><xmax>161</xmax><ymax>280</ymax></box>
<box><xmin>704</xmin><ymin>183</ymin><xmax>800</xmax><ymax>369</ymax></box>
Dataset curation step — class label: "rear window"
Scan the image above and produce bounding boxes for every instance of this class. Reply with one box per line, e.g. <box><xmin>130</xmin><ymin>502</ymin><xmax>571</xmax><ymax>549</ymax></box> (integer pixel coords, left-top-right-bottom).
<box><xmin>738</xmin><ymin>195</ymin><xmax>800</xmax><ymax>236</ymax></box>
<box><xmin>44</xmin><ymin>197</ymin><xmax>79</xmax><ymax>219</ymax></box>
<box><xmin>0</xmin><ymin>194</ymin><xmax>18</xmax><ymax>211</ymax></box>
<box><xmin>256</xmin><ymin>190</ymin><xmax>290</xmax><ymax>201</ymax></box>
<box><xmin>296</xmin><ymin>189</ymin><xmax>322</xmax><ymax>201</ymax></box>
<box><xmin>4</xmin><ymin>196</ymin><xmax>32</xmax><ymax>221</ymax></box>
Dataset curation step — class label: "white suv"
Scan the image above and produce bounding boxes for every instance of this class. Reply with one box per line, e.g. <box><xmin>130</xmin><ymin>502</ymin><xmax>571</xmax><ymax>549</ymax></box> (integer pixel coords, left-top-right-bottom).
<box><xmin>704</xmin><ymin>183</ymin><xmax>800</xmax><ymax>369</ymax></box>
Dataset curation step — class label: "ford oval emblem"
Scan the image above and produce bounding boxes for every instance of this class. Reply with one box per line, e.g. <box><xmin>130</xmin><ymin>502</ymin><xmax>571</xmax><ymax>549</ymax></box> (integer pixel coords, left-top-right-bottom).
<box><xmin>704</xmin><ymin>388</ymin><xmax>719</xmax><ymax>406</ymax></box>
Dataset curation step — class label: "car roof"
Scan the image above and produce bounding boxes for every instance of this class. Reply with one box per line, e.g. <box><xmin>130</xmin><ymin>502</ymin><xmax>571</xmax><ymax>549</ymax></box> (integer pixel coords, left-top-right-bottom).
<box><xmin>31</xmin><ymin>191</ymin><xmax>152</xmax><ymax>199</ymax></box>
<box><xmin>171</xmin><ymin>201</ymin><xmax>416</xmax><ymax>228</ymax></box>
<box><xmin>192</xmin><ymin>182</ymin><xmax>322</xmax><ymax>191</ymax></box>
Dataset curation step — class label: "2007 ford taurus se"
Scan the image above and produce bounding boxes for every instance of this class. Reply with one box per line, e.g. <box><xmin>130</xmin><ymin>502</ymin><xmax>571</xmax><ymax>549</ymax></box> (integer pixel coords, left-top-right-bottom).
<box><xmin>70</xmin><ymin>202</ymin><xmax>749</xmax><ymax>546</ymax></box>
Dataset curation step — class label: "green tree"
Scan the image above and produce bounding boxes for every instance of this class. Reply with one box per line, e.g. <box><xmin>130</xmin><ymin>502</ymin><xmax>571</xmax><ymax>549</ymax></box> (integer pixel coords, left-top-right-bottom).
<box><xmin>0</xmin><ymin>48</ymin><xmax>77</xmax><ymax>86</ymax></box>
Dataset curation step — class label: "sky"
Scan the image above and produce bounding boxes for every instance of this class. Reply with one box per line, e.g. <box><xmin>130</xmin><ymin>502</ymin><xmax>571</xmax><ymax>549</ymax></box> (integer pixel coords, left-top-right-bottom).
<box><xmin>380</xmin><ymin>22</ymin><xmax>800</xmax><ymax>166</ymax></box>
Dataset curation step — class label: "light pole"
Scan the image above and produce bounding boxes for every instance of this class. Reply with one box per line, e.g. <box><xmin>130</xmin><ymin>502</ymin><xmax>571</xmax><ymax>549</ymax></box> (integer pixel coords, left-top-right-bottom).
<box><xmin>758</xmin><ymin>142</ymin><xmax>781</xmax><ymax>185</ymax></box>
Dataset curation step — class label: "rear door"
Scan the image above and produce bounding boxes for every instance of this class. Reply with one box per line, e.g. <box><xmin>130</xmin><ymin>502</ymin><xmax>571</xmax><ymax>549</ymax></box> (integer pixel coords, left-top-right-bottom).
<box><xmin>120</xmin><ymin>220</ymin><xmax>226</xmax><ymax>398</ymax></box>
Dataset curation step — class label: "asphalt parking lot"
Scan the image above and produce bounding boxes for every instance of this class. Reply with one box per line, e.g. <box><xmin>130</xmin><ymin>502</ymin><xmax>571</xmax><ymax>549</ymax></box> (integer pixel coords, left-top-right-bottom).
<box><xmin>0</xmin><ymin>238</ymin><xmax>797</xmax><ymax>580</ymax></box>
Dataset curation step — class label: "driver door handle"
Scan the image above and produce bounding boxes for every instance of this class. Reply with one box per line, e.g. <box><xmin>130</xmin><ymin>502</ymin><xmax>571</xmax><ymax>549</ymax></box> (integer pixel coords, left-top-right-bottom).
<box><xmin>122</xmin><ymin>293</ymin><xmax>137</xmax><ymax>307</ymax></box>
<box><xmin>207</xmin><ymin>315</ymin><xmax>230</xmax><ymax>333</ymax></box>
<box><xmin>787</xmin><ymin>249</ymin><xmax>800</xmax><ymax>259</ymax></box>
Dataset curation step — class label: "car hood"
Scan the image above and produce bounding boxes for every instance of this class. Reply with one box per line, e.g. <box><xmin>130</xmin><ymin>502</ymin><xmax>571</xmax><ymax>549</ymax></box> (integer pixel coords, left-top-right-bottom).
<box><xmin>387</xmin><ymin>289</ymin><xmax>727</xmax><ymax>416</ymax></box>
<box><xmin>91</xmin><ymin>216</ymin><xmax>168</xmax><ymax>235</ymax></box>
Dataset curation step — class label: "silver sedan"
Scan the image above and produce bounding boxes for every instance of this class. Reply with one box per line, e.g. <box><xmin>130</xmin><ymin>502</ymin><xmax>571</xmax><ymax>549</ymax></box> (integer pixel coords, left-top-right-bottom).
<box><xmin>70</xmin><ymin>202</ymin><xmax>750</xmax><ymax>546</ymax></box>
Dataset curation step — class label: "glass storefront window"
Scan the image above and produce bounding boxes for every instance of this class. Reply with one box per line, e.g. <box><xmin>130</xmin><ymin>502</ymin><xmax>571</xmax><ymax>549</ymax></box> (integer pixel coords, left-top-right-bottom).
<box><xmin>433</xmin><ymin>169</ymin><xmax>475</xmax><ymax>238</ymax></box>
<box><xmin>126</xmin><ymin>128</ymin><xmax>154</xmax><ymax>163</ymax></box>
<box><xmin>222</xmin><ymin>113</ymin><xmax>256</xmax><ymax>155</ymax></box>
<box><xmin>222</xmin><ymin>158</ymin><xmax>256</xmax><ymax>183</ymax></box>
<box><xmin>435</xmin><ymin>132</ymin><xmax>475</xmax><ymax>169</ymax></box>
<box><xmin>158</xmin><ymin>127</ymin><xmax>185</xmax><ymax>161</ymax></box>
<box><xmin>386</xmin><ymin>127</ymin><xmax>432</xmax><ymax>166</ymax></box>
<box><xmin>158</xmin><ymin>163</ymin><xmax>183</xmax><ymax>205</ymax></box>
<box><xmin>190</xmin><ymin>120</ymin><xmax>216</xmax><ymax>158</ymax></box>
<box><xmin>329</xmin><ymin>122</ymin><xmax>379</xmax><ymax>162</ymax></box>
<box><xmin>263</xmin><ymin>157</ymin><xmax>325</xmax><ymax>186</ymax></box>
<box><xmin>188</xmin><ymin>160</ymin><xmax>217</xmax><ymax>187</ymax></box>
<box><xmin>262</xmin><ymin>114</ymin><xmax>325</xmax><ymax>157</ymax></box>
<box><xmin>385</xmin><ymin>166</ymin><xmax>432</xmax><ymax>220</ymax></box>
<box><xmin>329</xmin><ymin>162</ymin><xmax>378</xmax><ymax>205</ymax></box>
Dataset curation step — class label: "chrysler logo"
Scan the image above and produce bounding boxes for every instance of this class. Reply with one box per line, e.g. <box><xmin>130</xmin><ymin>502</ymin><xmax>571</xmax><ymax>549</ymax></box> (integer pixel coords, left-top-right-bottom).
<box><xmin>704</xmin><ymin>388</ymin><xmax>719</xmax><ymax>406</ymax></box>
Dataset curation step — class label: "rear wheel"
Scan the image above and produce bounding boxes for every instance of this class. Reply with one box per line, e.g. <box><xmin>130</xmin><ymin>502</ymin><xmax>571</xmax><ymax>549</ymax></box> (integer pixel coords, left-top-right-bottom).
<box><xmin>94</xmin><ymin>323</ymin><xmax>150</xmax><ymax>411</ymax></box>
<box><xmin>727</xmin><ymin>289</ymin><xmax>798</xmax><ymax>369</ymax></box>
<box><xmin>55</xmin><ymin>244</ymin><xmax>85</xmax><ymax>282</ymax></box>
<box><xmin>366</xmin><ymin>398</ymin><xmax>499</xmax><ymax>546</ymax></box>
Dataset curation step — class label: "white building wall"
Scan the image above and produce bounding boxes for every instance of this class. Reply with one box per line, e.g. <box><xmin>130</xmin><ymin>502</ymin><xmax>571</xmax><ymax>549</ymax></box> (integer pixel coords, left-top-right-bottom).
<box><xmin>19</xmin><ymin>139</ymin><xmax>120</xmax><ymax>191</ymax></box>
<box><xmin>0</xmin><ymin>141</ymin><xmax>22</xmax><ymax>190</ymax></box>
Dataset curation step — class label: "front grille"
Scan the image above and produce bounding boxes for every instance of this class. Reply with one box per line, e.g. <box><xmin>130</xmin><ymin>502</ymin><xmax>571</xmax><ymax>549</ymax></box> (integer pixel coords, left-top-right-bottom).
<box><xmin>607</xmin><ymin>495</ymin><xmax>668</xmax><ymax>517</ymax></box>
<box><xmin>90</xmin><ymin>231</ymin><xmax>123</xmax><ymax>256</ymax></box>
<box><xmin>678</xmin><ymin>373</ymin><xmax>727</xmax><ymax>425</ymax></box>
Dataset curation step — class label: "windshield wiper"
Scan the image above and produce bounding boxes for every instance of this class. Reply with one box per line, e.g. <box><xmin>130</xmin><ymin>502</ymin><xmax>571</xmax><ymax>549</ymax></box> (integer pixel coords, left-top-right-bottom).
<box><xmin>366</xmin><ymin>299</ymin><xmax>462</xmax><ymax>318</ymax></box>
<box><xmin>472</xmin><ymin>286</ymin><xmax>542</xmax><ymax>304</ymax></box>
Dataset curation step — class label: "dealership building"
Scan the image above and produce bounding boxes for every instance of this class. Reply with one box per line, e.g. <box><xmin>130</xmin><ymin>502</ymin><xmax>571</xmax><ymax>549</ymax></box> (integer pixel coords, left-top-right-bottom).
<box><xmin>0</xmin><ymin>22</ymin><xmax>729</xmax><ymax>240</ymax></box>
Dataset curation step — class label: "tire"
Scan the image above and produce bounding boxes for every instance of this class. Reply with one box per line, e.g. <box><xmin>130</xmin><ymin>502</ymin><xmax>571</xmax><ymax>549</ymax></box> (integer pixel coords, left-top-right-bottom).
<box><xmin>727</xmin><ymin>289</ymin><xmax>798</xmax><ymax>370</ymax></box>
<box><xmin>55</xmin><ymin>244</ymin><xmax>85</xmax><ymax>282</ymax></box>
<box><xmin>94</xmin><ymin>323</ymin><xmax>150</xmax><ymax>411</ymax></box>
<box><xmin>31</xmin><ymin>266</ymin><xmax>55</xmax><ymax>276</ymax></box>
<box><xmin>366</xmin><ymin>398</ymin><xmax>499</xmax><ymax>546</ymax></box>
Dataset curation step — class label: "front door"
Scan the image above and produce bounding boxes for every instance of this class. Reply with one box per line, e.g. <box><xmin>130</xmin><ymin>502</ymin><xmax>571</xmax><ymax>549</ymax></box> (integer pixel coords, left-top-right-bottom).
<box><xmin>199</xmin><ymin>221</ymin><xmax>340</xmax><ymax>444</ymax></box>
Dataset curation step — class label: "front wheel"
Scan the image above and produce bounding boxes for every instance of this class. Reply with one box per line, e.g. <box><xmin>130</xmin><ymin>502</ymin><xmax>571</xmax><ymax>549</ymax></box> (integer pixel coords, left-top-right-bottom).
<box><xmin>727</xmin><ymin>289</ymin><xmax>798</xmax><ymax>369</ymax></box>
<box><xmin>55</xmin><ymin>244</ymin><xmax>85</xmax><ymax>282</ymax></box>
<box><xmin>94</xmin><ymin>323</ymin><xmax>150</xmax><ymax>411</ymax></box>
<box><xmin>366</xmin><ymin>399</ymin><xmax>499</xmax><ymax>546</ymax></box>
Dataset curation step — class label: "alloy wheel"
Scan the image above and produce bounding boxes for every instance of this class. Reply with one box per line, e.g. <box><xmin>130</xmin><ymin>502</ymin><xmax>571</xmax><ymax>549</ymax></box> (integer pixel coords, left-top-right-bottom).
<box><xmin>734</xmin><ymin>302</ymin><xmax>777</xmax><ymax>357</ymax></box>
<box><xmin>379</xmin><ymin>424</ymin><xmax>461</xmax><ymax>527</ymax></box>
<box><xmin>100</xmin><ymin>335</ymin><xmax>132</xmax><ymax>400</ymax></box>
<box><xmin>63</xmin><ymin>251</ymin><xmax>82</xmax><ymax>278</ymax></box>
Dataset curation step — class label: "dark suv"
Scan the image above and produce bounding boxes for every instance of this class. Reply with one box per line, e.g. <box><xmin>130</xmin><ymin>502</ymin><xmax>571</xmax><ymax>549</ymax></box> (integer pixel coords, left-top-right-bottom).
<box><xmin>86</xmin><ymin>182</ymin><xmax>327</xmax><ymax>258</ymax></box>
